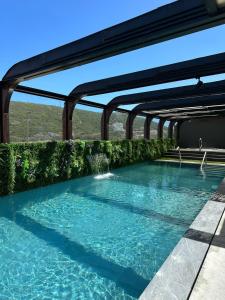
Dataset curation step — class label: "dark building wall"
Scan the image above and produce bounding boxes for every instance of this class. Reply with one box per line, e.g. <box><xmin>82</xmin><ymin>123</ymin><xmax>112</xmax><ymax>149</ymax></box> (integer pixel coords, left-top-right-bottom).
<box><xmin>179</xmin><ymin>117</ymin><xmax>225</xmax><ymax>148</ymax></box>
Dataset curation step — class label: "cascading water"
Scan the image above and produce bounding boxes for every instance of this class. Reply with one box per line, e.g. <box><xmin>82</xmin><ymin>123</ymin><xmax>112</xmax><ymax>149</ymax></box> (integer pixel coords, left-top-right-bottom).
<box><xmin>87</xmin><ymin>153</ymin><xmax>114</xmax><ymax>179</ymax></box>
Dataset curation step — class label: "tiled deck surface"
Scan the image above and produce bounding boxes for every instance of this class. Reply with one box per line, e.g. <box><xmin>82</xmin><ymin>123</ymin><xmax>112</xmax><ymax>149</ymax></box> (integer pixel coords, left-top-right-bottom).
<box><xmin>190</xmin><ymin>211</ymin><xmax>225</xmax><ymax>300</ymax></box>
<box><xmin>139</xmin><ymin>167</ymin><xmax>225</xmax><ymax>300</ymax></box>
<box><xmin>157</xmin><ymin>158</ymin><xmax>225</xmax><ymax>166</ymax></box>
<box><xmin>180</xmin><ymin>148</ymin><xmax>225</xmax><ymax>153</ymax></box>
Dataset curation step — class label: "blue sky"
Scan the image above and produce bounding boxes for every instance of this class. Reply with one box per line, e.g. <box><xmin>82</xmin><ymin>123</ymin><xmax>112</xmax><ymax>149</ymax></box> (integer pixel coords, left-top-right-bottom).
<box><xmin>1</xmin><ymin>0</ymin><xmax>225</xmax><ymax>110</ymax></box>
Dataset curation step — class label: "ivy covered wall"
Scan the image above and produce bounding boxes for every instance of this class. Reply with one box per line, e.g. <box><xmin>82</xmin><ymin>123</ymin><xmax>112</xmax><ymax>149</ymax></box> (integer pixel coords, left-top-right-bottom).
<box><xmin>0</xmin><ymin>139</ymin><xmax>175</xmax><ymax>195</ymax></box>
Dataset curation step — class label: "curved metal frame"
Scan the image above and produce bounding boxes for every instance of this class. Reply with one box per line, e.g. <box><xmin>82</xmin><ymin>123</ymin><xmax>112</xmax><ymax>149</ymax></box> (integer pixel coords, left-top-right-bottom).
<box><xmin>159</xmin><ymin>107</ymin><xmax>225</xmax><ymax>119</ymax></box>
<box><xmin>125</xmin><ymin>113</ymin><xmax>159</xmax><ymax>140</ymax></box>
<box><xmin>175</xmin><ymin>121</ymin><xmax>184</xmax><ymax>144</ymax></box>
<box><xmin>125</xmin><ymin>94</ymin><xmax>225</xmax><ymax>139</ymax></box>
<box><xmin>0</xmin><ymin>83</ymin><xmax>15</xmax><ymax>143</ymax></box>
<box><xmin>125</xmin><ymin>112</ymin><xmax>137</xmax><ymax>140</ymax></box>
<box><xmin>144</xmin><ymin>116</ymin><xmax>154</xmax><ymax>140</ymax></box>
<box><xmin>1</xmin><ymin>0</ymin><xmax>225</xmax><ymax>142</ymax></box>
<box><xmin>101</xmin><ymin>106</ymin><xmax>117</xmax><ymax>140</ymax></box>
<box><xmin>168</xmin><ymin>120</ymin><xmax>176</xmax><ymax>139</ymax></box>
<box><xmin>132</xmin><ymin>94</ymin><xmax>225</xmax><ymax>113</ymax></box>
<box><xmin>5</xmin><ymin>0</ymin><xmax>222</xmax><ymax>84</ymax></box>
<box><xmin>170</xmin><ymin>111</ymin><xmax>225</xmax><ymax>120</ymax></box>
<box><xmin>158</xmin><ymin>119</ymin><xmax>166</xmax><ymax>139</ymax></box>
<box><xmin>100</xmin><ymin>78</ymin><xmax>225</xmax><ymax>140</ymax></box>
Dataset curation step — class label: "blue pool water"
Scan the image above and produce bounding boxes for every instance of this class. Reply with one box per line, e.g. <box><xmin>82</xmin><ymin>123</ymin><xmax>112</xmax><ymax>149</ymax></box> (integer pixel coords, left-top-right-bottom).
<box><xmin>0</xmin><ymin>162</ymin><xmax>223</xmax><ymax>300</ymax></box>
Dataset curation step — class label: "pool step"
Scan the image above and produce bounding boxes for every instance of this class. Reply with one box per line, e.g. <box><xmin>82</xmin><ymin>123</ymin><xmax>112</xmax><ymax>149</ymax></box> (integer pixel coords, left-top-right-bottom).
<box><xmin>164</xmin><ymin>150</ymin><xmax>225</xmax><ymax>163</ymax></box>
<box><xmin>199</xmin><ymin>165</ymin><xmax>225</xmax><ymax>178</ymax></box>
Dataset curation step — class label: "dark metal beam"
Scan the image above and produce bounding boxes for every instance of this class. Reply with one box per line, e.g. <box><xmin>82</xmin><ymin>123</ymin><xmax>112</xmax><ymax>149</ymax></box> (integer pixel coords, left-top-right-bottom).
<box><xmin>152</xmin><ymin>104</ymin><xmax>225</xmax><ymax>115</ymax></box>
<box><xmin>14</xmin><ymin>84</ymin><xmax>225</xmax><ymax>141</ymax></box>
<box><xmin>168</xmin><ymin>120</ymin><xmax>176</xmax><ymax>139</ymax></box>
<box><xmin>14</xmin><ymin>84</ymin><xmax>135</xmax><ymax>113</ymax></box>
<box><xmin>170</xmin><ymin>108</ymin><xmax>225</xmax><ymax>119</ymax></box>
<box><xmin>97</xmin><ymin>77</ymin><xmax>225</xmax><ymax>142</ymax></box>
<box><xmin>143</xmin><ymin>104</ymin><xmax>225</xmax><ymax>115</ymax></box>
<box><xmin>122</xmin><ymin>94</ymin><xmax>225</xmax><ymax>142</ymax></box>
<box><xmin>155</xmin><ymin>111</ymin><xmax>225</xmax><ymax>119</ymax></box>
<box><xmin>105</xmin><ymin>79</ymin><xmax>225</xmax><ymax>107</ymax></box>
<box><xmin>172</xmin><ymin>113</ymin><xmax>225</xmax><ymax>120</ymax></box>
<box><xmin>158</xmin><ymin>119</ymin><xmax>166</xmax><ymax>139</ymax></box>
<box><xmin>2</xmin><ymin>0</ymin><xmax>225</xmax><ymax>143</ymax></box>
<box><xmin>157</xmin><ymin>107</ymin><xmax>225</xmax><ymax>118</ymax></box>
<box><xmin>133</xmin><ymin>94</ymin><xmax>225</xmax><ymax>112</ymax></box>
<box><xmin>175</xmin><ymin>121</ymin><xmax>184</xmax><ymax>144</ymax></box>
<box><xmin>13</xmin><ymin>84</ymin><xmax>149</xmax><ymax>141</ymax></box>
<box><xmin>144</xmin><ymin>116</ymin><xmax>154</xmax><ymax>140</ymax></box>
<box><xmin>71</xmin><ymin>52</ymin><xmax>225</xmax><ymax>98</ymax></box>
<box><xmin>205</xmin><ymin>0</ymin><xmax>219</xmax><ymax>14</ymax></box>
<box><xmin>3</xmin><ymin>0</ymin><xmax>225</xmax><ymax>84</ymax></box>
<box><xmin>127</xmin><ymin>95</ymin><xmax>225</xmax><ymax>143</ymax></box>
<box><xmin>100</xmin><ymin>79</ymin><xmax>225</xmax><ymax>141</ymax></box>
<box><xmin>12</xmin><ymin>84</ymin><xmax>136</xmax><ymax>140</ymax></box>
<box><xmin>15</xmin><ymin>85</ymin><xmax>67</xmax><ymax>101</ymax></box>
<box><xmin>65</xmin><ymin>3</ymin><xmax>225</xmax><ymax>141</ymax></box>
<box><xmin>126</xmin><ymin>112</ymin><xmax>138</xmax><ymax>140</ymax></box>
<box><xmin>0</xmin><ymin>83</ymin><xmax>15</xmax><ymax>143</ymax></box>
<box><xmin>16</xmin><ymin>83</ymin><xmax>225</xmax><ymax>116</ymax></box>
<box><xmin>101</xmin><ymin>107</ymin><xmax>115</xmax><ymax>140</ymax></box>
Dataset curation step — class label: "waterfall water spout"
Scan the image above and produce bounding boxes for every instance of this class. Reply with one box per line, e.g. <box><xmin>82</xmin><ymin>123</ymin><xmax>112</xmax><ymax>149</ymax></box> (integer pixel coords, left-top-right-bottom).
<box><xmin>87</xmin><ymin>153</ymin><xmax>113</xmax><ymax>179</ymax></box>
<box><xmin>94</xmin><ymin>172</ymin><xmax>114</xmax><ymax>180</ymax></box>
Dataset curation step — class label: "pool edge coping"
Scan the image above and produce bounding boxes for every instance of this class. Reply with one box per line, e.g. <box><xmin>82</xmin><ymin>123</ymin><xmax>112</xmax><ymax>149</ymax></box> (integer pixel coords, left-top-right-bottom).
<box><xmin>139</xmin><ymin>169</ymin><xmax>225</xmax><ymax>300</ymax></box>
<box><xmin>156</xmin><ymin>158</ymin><xmax>225</xmax><ymax>166</ymax></box>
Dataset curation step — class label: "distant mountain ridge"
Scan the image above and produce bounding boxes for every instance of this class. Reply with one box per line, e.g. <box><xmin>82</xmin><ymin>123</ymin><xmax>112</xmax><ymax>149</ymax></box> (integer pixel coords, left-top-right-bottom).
<box><xmin>9</xmin><ymin>101</ymin><xmax>161</xmax><ymax>142</ymax></box>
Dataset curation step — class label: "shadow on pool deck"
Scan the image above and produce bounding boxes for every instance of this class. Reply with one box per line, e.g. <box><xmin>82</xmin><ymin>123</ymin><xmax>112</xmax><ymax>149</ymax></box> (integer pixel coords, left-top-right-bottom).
<box><xmin>75</xmin><ymin>191</ymin><xmax>191</xmax><ymax>228</ymax></box>
<box><xmin>184</xmin><ymin>219</ymin><xmax>225</xmax><ymax>249</ymax></box>
<box><xmin>212</xmin><ymin>216</ymin><xmax>225</xmax><ymax>248</ymax></box>
<box><xmin>5</xmin><ymin>212</ymin><xmax>148</xmax><ymax>298</ymax></box>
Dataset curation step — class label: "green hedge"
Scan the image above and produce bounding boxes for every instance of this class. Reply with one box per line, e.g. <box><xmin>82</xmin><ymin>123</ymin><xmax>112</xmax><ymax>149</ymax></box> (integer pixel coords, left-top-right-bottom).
<box><xmin>0</xmin><ymin>139</ymin><xmax>175</xmax><ymax>195</ymax></box>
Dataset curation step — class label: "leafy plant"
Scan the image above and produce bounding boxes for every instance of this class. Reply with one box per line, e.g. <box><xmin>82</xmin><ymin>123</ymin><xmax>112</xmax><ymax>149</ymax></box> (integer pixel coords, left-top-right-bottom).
<box><xmin>0</xmin><ymin>138</ymin><xmax>174</xmax><ymax>195</ymax></box>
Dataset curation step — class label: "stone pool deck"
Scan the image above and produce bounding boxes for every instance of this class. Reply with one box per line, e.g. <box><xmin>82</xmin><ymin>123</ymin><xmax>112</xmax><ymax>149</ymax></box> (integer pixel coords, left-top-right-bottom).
<box><xmin>139</xmin><ymin>171</ymin><xmax>225</xmax><ymax>300</ymax></box>
<box><xmin>190</xmin><ymin>211</ymin><xmax>225</xmax><ymax>300</ymax></box>
<box><xmin>157</xmin><ymin>158</ymin><xmax>225</xmax><ymax>166</ymax></box>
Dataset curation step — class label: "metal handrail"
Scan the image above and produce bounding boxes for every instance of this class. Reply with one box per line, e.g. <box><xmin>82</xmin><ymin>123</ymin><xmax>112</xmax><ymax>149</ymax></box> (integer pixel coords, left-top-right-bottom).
<box><xmin>200</xmin><ymin>151</ymin><xmax>207</xmax><ymax>170</ymax></box>
<box><xmin>199</xmin><ymin>137</ymin><xmax>203</xmax><ymax>151</ymax></box>
<box><xmin>176</xmin><ymin>146</ymin><xmax>182</xmax><ymax>163</ymax></box>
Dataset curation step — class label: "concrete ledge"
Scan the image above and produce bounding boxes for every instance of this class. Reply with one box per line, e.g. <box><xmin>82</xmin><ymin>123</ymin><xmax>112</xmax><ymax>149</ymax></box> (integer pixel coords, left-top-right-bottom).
<box><xmin>139</xmin><ymin>188</ymin><xmax>225</xmax><ymax>299</ymax></box>
<box><xmin>189</xmin><ymin>211</ymin><xmax>225</xmax><ymax>300</ymax></box>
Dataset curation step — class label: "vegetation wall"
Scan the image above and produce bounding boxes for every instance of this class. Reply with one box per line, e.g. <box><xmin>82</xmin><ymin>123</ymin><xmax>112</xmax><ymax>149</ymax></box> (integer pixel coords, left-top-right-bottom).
<box><xmin>0</xmin><ymin>139</ymin><xmax>175</xmax><ymax>195</ymax></box>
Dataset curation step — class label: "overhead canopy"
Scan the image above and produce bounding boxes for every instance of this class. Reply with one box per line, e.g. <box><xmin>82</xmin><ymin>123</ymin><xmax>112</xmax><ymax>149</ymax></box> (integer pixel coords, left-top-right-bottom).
<box><xmin>150</xmin><ymin>104</ymin><xmax>225</xmax><ymax>115</ymax></box>
<box><xmin>133</xmin><ymin>94</ymin><xmax>225</xmax><ymax>112</ymax></box>
<box><xmin>3</xmin><ymin>0</ymin><xmax>225</xmax><ymax>84</ymax></box>
<box><xmin>2</xmin><ymin>0</ymin><xmax>225</xmax><ymax>143</ymax></box>
<box><xmin>14</xmin><ymin>85</ymin><xmax>132</xmax><ymax>114</ymax></box>
<box><xmin>170</xmin><ymin>113</ymin><xmax>225</xmax><ymax>120</ymax></box>
<box><xmin>158</xmin><ymin>107</ymin><xmax>225</xmax><ymax>118</ymax></box>
<box><xmin>105</xmin><ymin>79</ymin><xmax>225</xmax><ymax>107</ymax></box>
<box><xmin>71</xmin><ymin>52</ymin><xmax>225</xmax><ymax>98</ymax></box>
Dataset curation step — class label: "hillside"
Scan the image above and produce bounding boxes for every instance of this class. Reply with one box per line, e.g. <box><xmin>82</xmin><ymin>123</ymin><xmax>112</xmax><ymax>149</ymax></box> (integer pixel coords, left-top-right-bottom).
<box><xmin>9</xmin><ymin>101</ymin><xmax>161</xmax><ymax>142</ymax></box>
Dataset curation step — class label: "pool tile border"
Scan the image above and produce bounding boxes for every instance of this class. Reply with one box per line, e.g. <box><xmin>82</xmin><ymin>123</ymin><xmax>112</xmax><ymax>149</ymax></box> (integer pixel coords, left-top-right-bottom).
<box><xmin>139</xmin><ymin>177</ymin><xmax>225</xmax><ymax>300</ymax></box>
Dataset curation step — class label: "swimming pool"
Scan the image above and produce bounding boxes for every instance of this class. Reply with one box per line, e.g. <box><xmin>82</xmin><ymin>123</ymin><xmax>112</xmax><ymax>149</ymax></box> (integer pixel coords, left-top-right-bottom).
<box><xmin>0</xmin><ymin>162</ymin><xmax>223</xmax><ymax>300</ymax></box>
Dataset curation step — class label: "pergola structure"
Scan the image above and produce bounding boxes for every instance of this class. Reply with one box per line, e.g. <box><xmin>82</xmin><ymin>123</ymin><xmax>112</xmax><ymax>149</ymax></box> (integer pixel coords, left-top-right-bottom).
<box><xmin>1</xmin><ymin>0</ymin><xmax>225</xmax><ymax>143</ymax></box>
<box><xmin>100</xmin><ymin>78</ymin><xmax>225</xmax><ymax>139</ymax></box>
